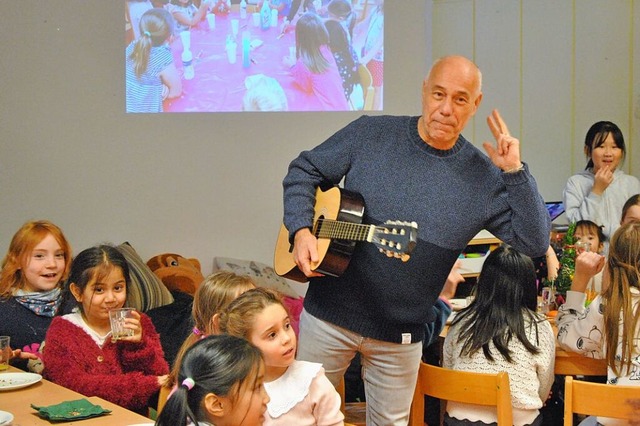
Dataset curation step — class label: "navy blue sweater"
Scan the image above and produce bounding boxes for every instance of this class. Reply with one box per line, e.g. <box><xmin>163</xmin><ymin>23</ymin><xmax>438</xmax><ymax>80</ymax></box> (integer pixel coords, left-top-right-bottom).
<box><xmin>283</xmin><ymin>115</ymin><xmax>550</xmax><ymax>343</ymax></box>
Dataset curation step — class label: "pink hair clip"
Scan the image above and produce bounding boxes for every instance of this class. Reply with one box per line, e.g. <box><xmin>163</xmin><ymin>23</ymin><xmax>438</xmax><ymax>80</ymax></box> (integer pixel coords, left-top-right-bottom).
<box><xmin>182</xmin><ymin>377</ymin><xmax>195</xmax><ymax>391</ymax></box>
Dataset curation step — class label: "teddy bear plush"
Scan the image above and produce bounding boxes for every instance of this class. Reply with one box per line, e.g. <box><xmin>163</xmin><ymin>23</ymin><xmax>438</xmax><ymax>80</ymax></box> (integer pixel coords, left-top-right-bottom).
<box><xmin>146</xmin><ymin>253</ymin><xmax>205</xmax><ymax>295</ymax></box>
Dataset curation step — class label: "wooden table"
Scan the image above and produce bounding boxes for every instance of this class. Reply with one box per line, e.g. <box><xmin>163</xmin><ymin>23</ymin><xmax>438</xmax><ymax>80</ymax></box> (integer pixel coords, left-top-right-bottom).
<box><xmin>0</xmin><ymin>366</ymin><xmax>152</xmax><ymax>425</ymax></box>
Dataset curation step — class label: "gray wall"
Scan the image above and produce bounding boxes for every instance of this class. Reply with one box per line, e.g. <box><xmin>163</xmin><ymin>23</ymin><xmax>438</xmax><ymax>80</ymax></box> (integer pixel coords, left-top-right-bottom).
<box><xmin>1</xmin><ymin>1</ymin><xmax>638</xmax><ymax>275</ymax></box>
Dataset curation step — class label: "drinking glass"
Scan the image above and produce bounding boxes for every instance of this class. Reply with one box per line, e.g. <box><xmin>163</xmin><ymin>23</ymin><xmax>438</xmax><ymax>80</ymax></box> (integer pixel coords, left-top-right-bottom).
<box><xmin>109</xmin><ymin>308</ymin><xmax>135</xmax><ymax>342</ymax></box>
<box><xmin>575</xmin><ymin>241</ymin><xmax>591</xmax><ymax>254</ymax></box>
<box><xmin>0</xmin><ymin>336</ymin><xmax>11</xmax><ymax>370</ymax></box>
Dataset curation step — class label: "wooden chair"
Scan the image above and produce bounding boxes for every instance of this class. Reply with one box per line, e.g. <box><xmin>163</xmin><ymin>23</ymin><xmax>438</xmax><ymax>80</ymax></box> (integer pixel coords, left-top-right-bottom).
<box><xmin>336</xmin><ymin>375</ymin><xmax>366</xmax><ymax>425</ymax></box>
<box><xmin>563</xmin><ymin>376</ymin><xmax>640</xmax><ymax>425</ymax></box>
<box><xmin>156</xmin><ymin>384</ymin><xmax>172</xmax><ymax>415</ymax></box>
<box><xmin>337</xmin><ymin>375</ymin><xmax>346</xmax><ymax>414</ymax></box>
<box><xmin>409</xmin><ymin>362</ymin><xmax>513</xmax><ymax>426</ymax></box>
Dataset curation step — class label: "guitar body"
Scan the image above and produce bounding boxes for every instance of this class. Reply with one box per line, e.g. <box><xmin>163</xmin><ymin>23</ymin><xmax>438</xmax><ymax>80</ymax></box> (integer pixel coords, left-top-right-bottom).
<box><xmin>274</xmin><ymin>187</ymin><xmax>365</xmax><ymax>282</ymax></box>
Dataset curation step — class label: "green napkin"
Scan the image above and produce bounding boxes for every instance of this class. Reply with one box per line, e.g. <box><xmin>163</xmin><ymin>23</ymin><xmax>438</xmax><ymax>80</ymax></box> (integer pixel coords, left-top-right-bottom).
<box><xmin>31</xmin><ymin>398</ymin><xmax>111</xmax><ymax>421</ymax></box>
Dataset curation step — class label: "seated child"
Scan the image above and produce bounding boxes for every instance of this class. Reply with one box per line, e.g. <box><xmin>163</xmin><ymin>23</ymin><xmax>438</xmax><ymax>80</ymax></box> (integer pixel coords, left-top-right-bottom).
<box><xmin>443</xmin><ymin>245</ymin><xmax>555</xmax><ymax>426</ymax></box>
<box><xmin>170</xmin><ymin>0</ymin><xmax>212</xmax><ymax>33</ymax></box>
<box><xmin>0</xmin><ymin>220</ymin><xmax>72</xmax><ymax>372</ymax></box>
<box><xmin>126</xmin><ymin>7</ymin><xmax>182</xmax><ymax>112</ymax></box>
<box><xmin>168</xmin><ymin>271</ymin><xmax>255</xmax><ymax>388</ymax></box>
<box><xmin>156</xmin><ymin>334</ymin><xmax>269</xmax><ymax>426</ymax></box>
<box><xmin>219</xmin><ymin>287</ymin><xmax>344</xmax><ymax>425</ymax></box>
<box><xmin>556</xmin><ymin>222</ymin><xmax>640</xmax><ymax>425</ymax></box>
<box><xmin>43</xmin><ymin>244</ymin><xmax>169</xmax><ymax>414</ymax></box>
<box><xmin>573</xmin><ymin>219</ymin><xmax>606</xmax><ymax>297</ymax></box>
<box><xmin>621</xmin><ymin>194</ymin><xmax>640</xmax><ymax>225</ymax></box>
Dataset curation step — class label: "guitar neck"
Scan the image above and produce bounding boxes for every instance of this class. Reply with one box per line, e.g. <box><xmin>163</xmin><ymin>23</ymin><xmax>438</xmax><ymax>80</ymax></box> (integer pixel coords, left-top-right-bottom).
<box><xmin>314</xmin><ymin>219</ymin><xmax>374</xmax><ymax>242</ymax></box>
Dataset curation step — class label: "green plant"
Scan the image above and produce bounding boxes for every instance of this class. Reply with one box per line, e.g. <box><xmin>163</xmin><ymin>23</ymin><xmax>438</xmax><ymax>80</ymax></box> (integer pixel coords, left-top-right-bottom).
<box><xmin>548</xmin><ymin>222</ymin><xmax>577</xmax><ymax>296</ymax></box>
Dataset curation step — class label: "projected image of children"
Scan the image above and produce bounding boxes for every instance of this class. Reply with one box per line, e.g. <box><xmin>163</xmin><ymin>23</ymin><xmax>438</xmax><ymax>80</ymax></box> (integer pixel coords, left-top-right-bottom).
<box><xmin>125</xmin><ymin>0</ymin><xmax>384</xmax><ymax>113</ymax></box>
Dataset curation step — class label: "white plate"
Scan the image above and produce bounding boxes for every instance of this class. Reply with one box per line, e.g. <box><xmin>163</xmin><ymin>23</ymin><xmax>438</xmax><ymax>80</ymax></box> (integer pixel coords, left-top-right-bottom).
<box><xmin>0</xmin><ymin>410</ymin><xmax>14</xmax><ymax>425</ymax></box>
<box><xmin>449</xmin><ymin>298</ymin><xmax>468</xmax><ymax>311</ymax></box>
<box><xmin>446</xmin><ymin>311</ymin><xmax>457</xmax><ymax>325</ymax></box>
<box><xmin>0</xmin><ymin>372</ymin><xmax>42</xmax><ymax>391</ymax></box>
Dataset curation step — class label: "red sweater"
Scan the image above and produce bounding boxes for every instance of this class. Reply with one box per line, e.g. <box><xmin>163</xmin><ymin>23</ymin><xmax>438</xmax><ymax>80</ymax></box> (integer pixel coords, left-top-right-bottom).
<box><xmin>43</xmin><ymin>312</ymin><xmax>169</xmax><ymax>413</ymax></box>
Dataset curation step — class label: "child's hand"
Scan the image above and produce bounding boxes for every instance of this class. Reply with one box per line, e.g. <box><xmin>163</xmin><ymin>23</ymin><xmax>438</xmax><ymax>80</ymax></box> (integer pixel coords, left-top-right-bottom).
<box><xmin>12</xmin><ymin>349</ymin><xmax>39</xmax><ymax>361</ymax></box>
<box><xmin>120</xmin><ymin>310</ymin><xmax>143</xmax><ymax>343</ymax></box>
<box><xmin>572</xmin><ymin>252</ymin><xmax>605</xmax><ymax>293</ymax></box>
<box><xmin>546</xmin><ymin>246</ymin><xmax>560</xmax><ymax>281</ymax></box>
<box><xmin>157</xmin><ymin>374</ymin><xmax>169</xmax><ymax>387</ymax></box>
<box><xmin>592</xmin><ymin>165</ymin><xmax>614</xmax><ymax>195</ymax></box>
<box><xmin>440</xmin><ymin>260</ymin><xmax>465</xmax><ymax>300</ymax></box>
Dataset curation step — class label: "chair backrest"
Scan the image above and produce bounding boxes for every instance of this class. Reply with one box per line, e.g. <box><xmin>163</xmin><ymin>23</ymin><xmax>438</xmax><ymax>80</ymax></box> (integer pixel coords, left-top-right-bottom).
<box><xmin>337</xmin><ymin>375</ymin><xmax>346</xmax><ymax>414</ymax></box>
<box><xmin>156</xmin><ymin>384</ymin><xmax>172</xmax><ymax>415</ymax></box>
<box><xmin>563</xmin><ymin>376</ymin><xmax>640</xmax><ymax>425</ymax></box>
<box><xmin>409</xmin><ymin>362</ymin><xmax>513</xmax><ymax>426</ymax></box>
<box><xmin>357</xmin><ymin>64</ymin><xmax>374</xmax><ymax>111</ymax></box>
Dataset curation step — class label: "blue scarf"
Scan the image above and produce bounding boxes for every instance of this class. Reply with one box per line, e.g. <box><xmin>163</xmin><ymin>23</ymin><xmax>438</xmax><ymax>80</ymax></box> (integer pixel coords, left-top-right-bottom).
<box><xmin>14</xmin><ymin>288</ymin><xmax>62</xmax><ymax>317</ymax></box>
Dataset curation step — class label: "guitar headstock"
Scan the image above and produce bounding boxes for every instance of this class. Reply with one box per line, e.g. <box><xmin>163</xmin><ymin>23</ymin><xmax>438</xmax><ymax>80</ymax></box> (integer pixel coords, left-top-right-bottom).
<box><xmin>369</xmin><ymin>220</ymin><xmax>418</xmax><ymax>262</ymax></box>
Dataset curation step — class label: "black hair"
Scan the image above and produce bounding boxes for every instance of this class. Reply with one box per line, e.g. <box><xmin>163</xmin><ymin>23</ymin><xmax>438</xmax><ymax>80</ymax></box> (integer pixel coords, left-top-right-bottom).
<box><xmin>451</xmin><ymin>244</ymin><xmax>543</xmax><ymax>362</ymax></box>
<box><xmin>574</xmin><ymin>219</ymin><xmax>607</xmax><ymax>245</ymax></box>
<box><xmin>155</xmin><ymin>334</ymin><xmax>263</xmax><ymax>426</ymax></box>
<box><xmin>583</xmin><ymin>120</ymin><xmax>626</xmax><ymax>169</ymax></box>
<box><xmin>61</xmin><ymin>244</ymin><xmax>130</xmax><ymax>314</ymax></box>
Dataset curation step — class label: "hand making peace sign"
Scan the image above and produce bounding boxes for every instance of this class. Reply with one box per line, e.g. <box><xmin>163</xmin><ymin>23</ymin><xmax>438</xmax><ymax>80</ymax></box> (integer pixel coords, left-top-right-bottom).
<box><xmin>482</xmin><ymin>109</ymin><xmax>523</xmax><ymax>172</ymax></box>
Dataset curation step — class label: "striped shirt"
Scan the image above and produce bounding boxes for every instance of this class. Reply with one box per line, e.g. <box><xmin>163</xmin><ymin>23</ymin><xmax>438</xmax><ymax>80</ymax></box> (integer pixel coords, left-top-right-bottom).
<box><xmin>125</xmin><ymin>42</ymin><xmax>174</xmax><ymax>113</ymax></box>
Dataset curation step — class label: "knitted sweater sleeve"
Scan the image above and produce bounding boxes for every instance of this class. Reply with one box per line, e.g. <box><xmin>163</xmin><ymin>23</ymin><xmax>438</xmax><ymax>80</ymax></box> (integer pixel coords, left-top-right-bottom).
<box><xmin>485</xmin><ymin>162</ymin><xmax>551</xmax><ymax>258</ymax></box>
<box><xmin>282</xmin><ymin>116</ymin><xmax>361</xmax><ymax>237</ymax></box>
<box><xmin>43</xmin><ymin>315</ymin><xmax>168</xmax><ymax>413</ymax></box>
<box><xmin>120</xmin><ymin>313</ymin><xmax>170</xmax><ymax>375</ymax></box>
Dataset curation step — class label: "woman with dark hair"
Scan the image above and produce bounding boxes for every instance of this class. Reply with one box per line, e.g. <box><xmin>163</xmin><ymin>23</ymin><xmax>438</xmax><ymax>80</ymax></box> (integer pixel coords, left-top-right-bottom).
<box><xmin>443</xmin><ymin>245</ymin><xmax>555</xmax><ymax>426</ymax></box>
<box><xmin>564</xmin><ymin>121</ymin><xmax>640</xmax><ymax>248</ymax></box>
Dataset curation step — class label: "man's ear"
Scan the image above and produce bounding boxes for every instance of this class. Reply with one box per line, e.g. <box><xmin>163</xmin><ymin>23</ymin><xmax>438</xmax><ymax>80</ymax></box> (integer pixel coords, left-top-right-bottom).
<box><xmin>203</xmin><ymin>392</ymin><xmax>226</xmax><ymax>417</ymax></box>
<box><xmin>69</xmin><ymin>283</ymin><xmax>83</xmax><ymax>302</ymax></box>
<box><xmin>473</xmin><ymin>92</ymin><xmax>483</xmax><ymax>111</ymax></box>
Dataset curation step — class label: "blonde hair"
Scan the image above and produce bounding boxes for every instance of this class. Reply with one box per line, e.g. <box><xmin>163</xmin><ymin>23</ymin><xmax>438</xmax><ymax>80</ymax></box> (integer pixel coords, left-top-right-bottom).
<box><xmin>602</xmin><ymin>222</ymin><xmax>640</xmax><ymax>376</ymax></box>
<box><xmin>242</xmin><ymin>74</ymin><xmax>288</xmax><ymax>112</ymax></box>
<box><xmin>168</xmin><ymin>271</ymin><xmax>255</xmax><ymax>386</ymax></box>
<box><xmin>0</xmin><ymin>220</ymin><xmax>72</xmax><ymax>298</ymax></box>
<box><xmin>218</xmin><ymin>287</ymin><xmax>286</xmax><ymax>339</ymax></box>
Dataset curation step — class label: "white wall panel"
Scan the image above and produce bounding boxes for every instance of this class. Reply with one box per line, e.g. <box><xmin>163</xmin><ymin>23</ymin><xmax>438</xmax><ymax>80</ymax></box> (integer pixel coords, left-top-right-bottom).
<box><xmin>522</xmin><ymin>0</ymin><xmax>573</xmax><ymax>200</ymax></box>
<box><xmin>574</xmin><ymin>0</ymin><xmax>632</xmax><ymax>173</ymax></box>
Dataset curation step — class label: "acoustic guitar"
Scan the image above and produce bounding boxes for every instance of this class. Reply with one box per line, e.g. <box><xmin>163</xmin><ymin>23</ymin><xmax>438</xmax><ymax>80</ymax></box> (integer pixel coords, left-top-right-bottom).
<box><xmin>274</xmin><ymin>187</ymin><xmax>418</xmax><ymax>282</ymax></box>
